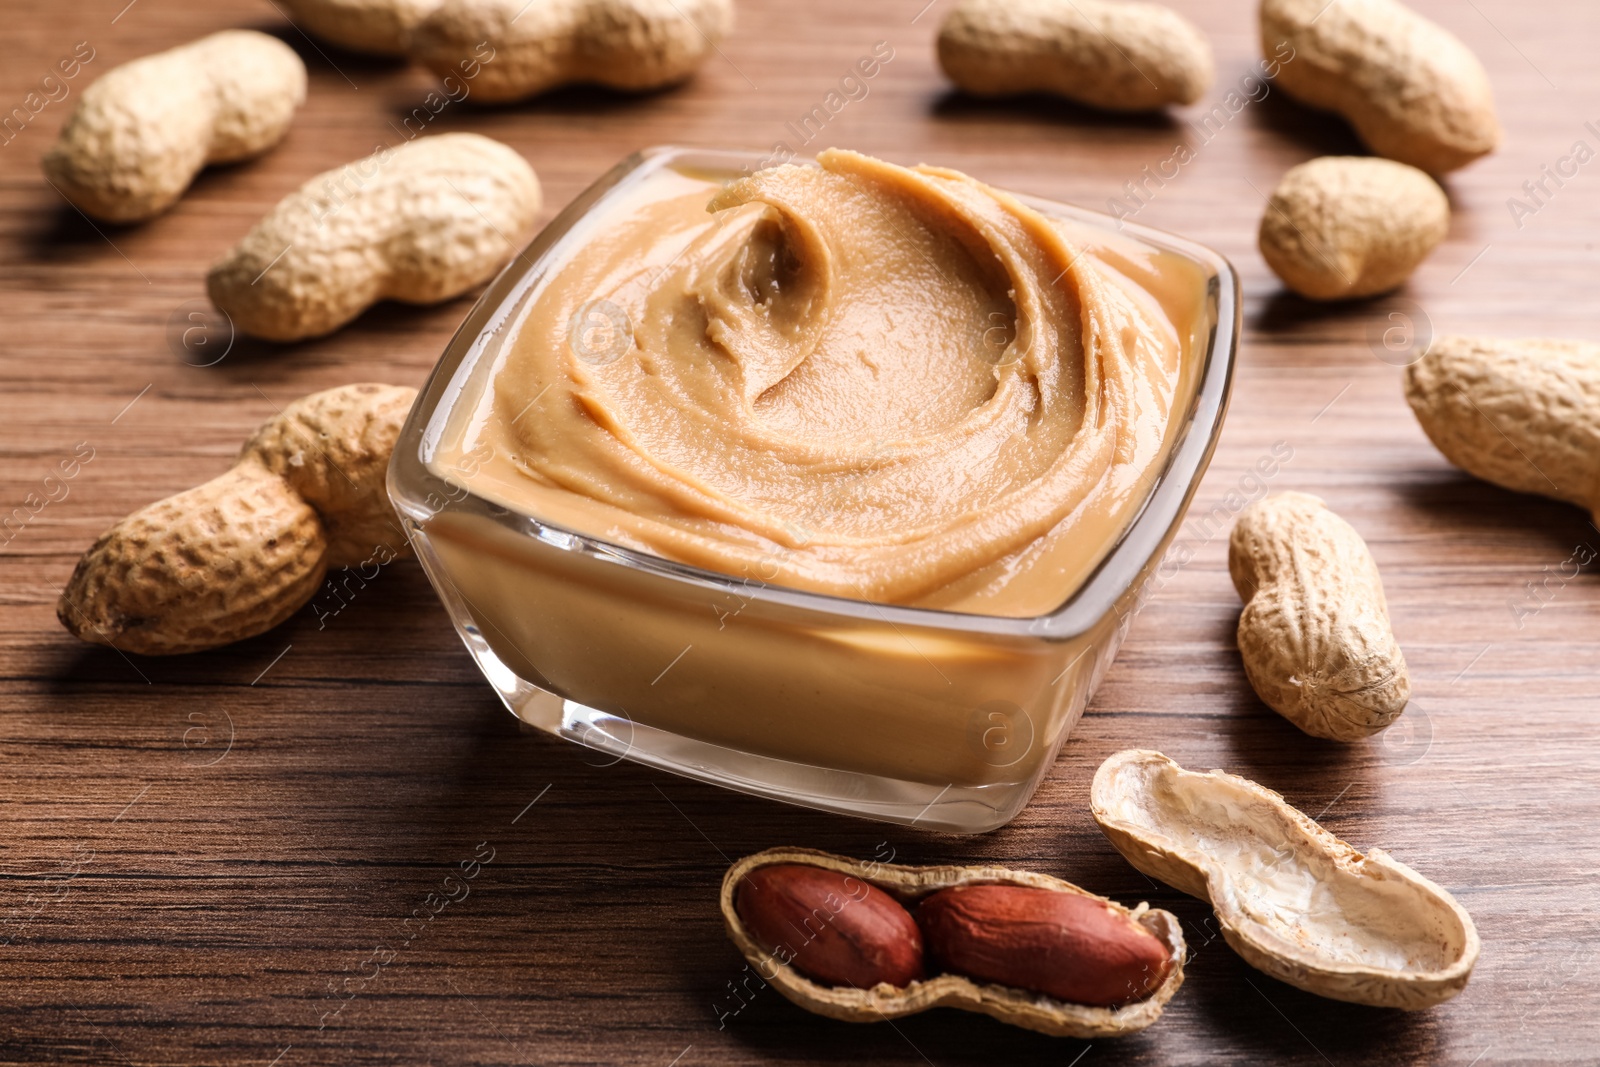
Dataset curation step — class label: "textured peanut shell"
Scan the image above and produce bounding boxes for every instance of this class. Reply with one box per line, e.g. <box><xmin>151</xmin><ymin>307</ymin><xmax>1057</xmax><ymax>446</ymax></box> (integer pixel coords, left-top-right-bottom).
<box><xmin>1229</xmin><ymin>492</ymin><xmax>1409</xmax><ymax>740</ymax></box>
<box><xmin>207</xmin><ymin>133</ymin><xmax>540</xmax><ymax>341</ymax></box>
<box><xmin>1259</xmin><ymin>156</ymin><xmax>1448</xmax><ymax>301</ymax></box>
<box><xmin>1092</xmin><ymin>750</ymin><xmax>1480</xmax><ymax>1009</ymax></box>
<box><xmin>1260</xmin><ymin>0</ymin><xmax>1499</xmax><ymax>174</ymax></box>
<box><xmin>242</xmin><ymin>383</ymin><xmax>418</xmax><ymax>566</ymax></box>
<box><xmin>42</xmin><ymin>31</ymin><xmax>306</xmax><ymax>223</ymax></box>
<box><xmin>721</xmin><ymin>848</ymin><xmax>1185</xmax><ymax>1039</ymax></box>
<box><xmin>408</xmin><ymin>0</ymin><xmax>734</xmax><ymax>103</ymax></box>
<box><xmin>57</xmin><ymin>461</ymin><xmax>328</xmax><ymax>656</ymax></box>
<box><xmin>938</xmin><ymin>0</ymin><xmax>1212</xmax><ymax>110</ymax></box>
<box><xmin>58</xmin><ymin>384</ymin><xmax>416</xmax><ymax>656</ymax></box>
<box><xmin>280</xmin><ymin>0</ymin><xmax>443</xmax><ymax>56</ymax></box>
<box><xmin>1403</xmin><ymin>335</ymin><xmax>1600</xmax><ymax>518</ymax></box>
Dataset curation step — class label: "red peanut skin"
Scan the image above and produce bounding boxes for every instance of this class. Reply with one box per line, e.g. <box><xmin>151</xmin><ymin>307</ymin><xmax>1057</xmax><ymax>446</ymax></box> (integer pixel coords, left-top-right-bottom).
<box><xmin>735</xmin><ymin>865</ymin><xmax>924</xmax><ymax>989</ymax></box>
<box><xmin>917</xmin><ymin>885</ymin><xmax>1171</xmax><ymax>1007</ymax></box>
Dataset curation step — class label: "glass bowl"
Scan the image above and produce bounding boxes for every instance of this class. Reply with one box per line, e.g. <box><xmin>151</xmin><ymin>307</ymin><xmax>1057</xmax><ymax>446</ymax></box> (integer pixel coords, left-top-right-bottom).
<box><xmin>388</xmin><ymin>146</ymin><xmax>1239</xmax><ymax>834</ymax></box>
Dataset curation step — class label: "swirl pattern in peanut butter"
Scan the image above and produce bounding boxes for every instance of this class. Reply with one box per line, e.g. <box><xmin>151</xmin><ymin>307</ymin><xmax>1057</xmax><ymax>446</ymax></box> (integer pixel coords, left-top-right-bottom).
<box><xmin>452</xmin><ymin>150</ymin><xmax>1198</xmax><ymax>616</ymax></box>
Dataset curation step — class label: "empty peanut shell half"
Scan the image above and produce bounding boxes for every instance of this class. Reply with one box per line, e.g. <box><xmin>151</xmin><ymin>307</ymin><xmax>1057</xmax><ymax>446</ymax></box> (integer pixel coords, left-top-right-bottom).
<box><xmin>1092</xmin><ymin>750</ymin><xmax>1479</xmax><ymax>1009</ymax></box>
<box><xmin>721</xmin><ymin>847</ymin><xmax>1185</xmax><ymax>1038</ymax></box>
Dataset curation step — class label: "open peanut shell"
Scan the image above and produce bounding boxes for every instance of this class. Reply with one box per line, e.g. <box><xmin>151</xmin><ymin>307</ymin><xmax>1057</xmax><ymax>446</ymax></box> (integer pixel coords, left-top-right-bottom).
<box><xmin>1090</xmin><ymin>750</ymin><xmax>1479</xmax><ymax>1009</ymax></box>
<box><xmin>720</xmin><ymin>847</ymin><xmax>1185</xmax><ymax>1038</ymax></box>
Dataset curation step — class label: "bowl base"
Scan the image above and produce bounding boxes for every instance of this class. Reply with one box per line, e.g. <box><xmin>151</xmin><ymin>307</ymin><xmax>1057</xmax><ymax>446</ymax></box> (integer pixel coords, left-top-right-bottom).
<box><xmin>453</xmin><ymin>614</ymin><xmax>1028</xmax><ymax>834</ymax></box>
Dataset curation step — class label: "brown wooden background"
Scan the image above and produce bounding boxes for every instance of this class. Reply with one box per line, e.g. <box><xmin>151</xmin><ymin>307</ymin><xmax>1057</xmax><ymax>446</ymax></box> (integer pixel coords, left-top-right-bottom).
<box><xmin>3</xmin><ymin>1</ymin><xmax>1599</xmax><ymax>1063</ymax></box>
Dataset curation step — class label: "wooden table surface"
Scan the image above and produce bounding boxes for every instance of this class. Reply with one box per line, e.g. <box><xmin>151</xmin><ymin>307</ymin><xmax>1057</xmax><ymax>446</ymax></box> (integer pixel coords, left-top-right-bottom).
<box><xmin>4</xmin><ymin>1</ymin><xmax>1599</xmax><ymax>1063</ymax></box>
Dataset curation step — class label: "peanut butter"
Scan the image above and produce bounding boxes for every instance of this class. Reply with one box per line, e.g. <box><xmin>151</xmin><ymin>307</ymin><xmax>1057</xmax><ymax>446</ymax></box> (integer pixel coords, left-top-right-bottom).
<box><xmin>433</xmin><ymin>149</ymin><xmax>1202</xmax><ymax>617</ymax></box>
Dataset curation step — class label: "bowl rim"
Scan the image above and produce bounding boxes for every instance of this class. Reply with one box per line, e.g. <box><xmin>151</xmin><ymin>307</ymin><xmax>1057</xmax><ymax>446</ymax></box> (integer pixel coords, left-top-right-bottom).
<box><xmin>388</xmin><ymin>144</ymin><xmax>1240</xmax><ymax>640</ymax></box>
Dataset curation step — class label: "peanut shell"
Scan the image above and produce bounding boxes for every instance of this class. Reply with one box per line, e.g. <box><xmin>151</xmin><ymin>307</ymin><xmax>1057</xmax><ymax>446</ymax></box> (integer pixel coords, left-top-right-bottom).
<box><xmin>1092</xmin><ymin>750</ymin><xmax>1480</xmax><ymax>1010</ymax></box>
<box><xmin>280</xmin><ymin>0</ymin><xmax>443</xmax><ymax>56</ymax></box>
<box><xmin>58</xmin><ymin>461</ymin><xmax>328</xmax><ymax>656</ymax></box>
<box><xmin>42</xmin><ymin>31</ymin><xmax>306</xmax><ymax>223</ymax></box>
<box><xmin>241</xmin><ymin>383</ymin><xmax>417</xmax><ymax>566</ymax></box>
<box><xmin>1229</xmin><ymin>491</ymin><xmax>1410</xmax><ymax>740</ymax></box>
<box><xmin>1403</xmin><ymin>335</ymin><xmax>1600</xmax><ymax>518</ymax></box>
<box><xmin>938</xmin><ymin>0</ymin><xmax>1213</xmax><ymax>111</ymax></box>
<box><xmin>207</xmin><ymin>133</ymin><xmax>541</xmax><ymax>342</ymax></box>
<box><xmin>1258</xmin><ymin>156</ymin><xmax>1448</xmax><ymax>301</ymax></box>
<box><xmin>409</xmin><ymin>0</ymin><xmax>735</xmax><ymax>104</ymax></box>
<box><xmin>721</xmin><ymin>848</ymin><xmax>1185</xmax><ymax>1039</ymax></box>
<box><xmin>1260</xmin><ymin>0</ymin><xmax>1499</xmax><ymax>174</ymax></box>
<box><xmin>58</xmin><ymin>383</ymin><xmax>417</xmax><ymax>656</ymax></box>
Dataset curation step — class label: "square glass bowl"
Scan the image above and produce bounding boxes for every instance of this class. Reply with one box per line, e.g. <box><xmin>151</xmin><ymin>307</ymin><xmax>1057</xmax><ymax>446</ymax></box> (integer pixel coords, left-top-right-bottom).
<box><xmin>388</xmin><ymin>146</ymin><xmax>1239</xmax><ymax>834</ymax></box>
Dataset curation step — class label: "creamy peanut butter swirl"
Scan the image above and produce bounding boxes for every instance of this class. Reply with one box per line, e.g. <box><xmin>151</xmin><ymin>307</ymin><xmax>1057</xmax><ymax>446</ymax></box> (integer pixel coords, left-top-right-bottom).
<box><xmin>467</xmin><ymin>149</ymin><xmax>1192</xmax><ymax>616</ymax></box>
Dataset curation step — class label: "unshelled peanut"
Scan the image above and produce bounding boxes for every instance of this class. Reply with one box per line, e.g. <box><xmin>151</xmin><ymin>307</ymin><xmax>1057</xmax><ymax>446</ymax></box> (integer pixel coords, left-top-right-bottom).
<box><xmin>1260</xmin><ymin>0</ymin><xmax>1499</xmax><ymax>173</ymax></box>
<box><xmin>42</xmin><ymin>31</ymin><xmax>305</xmax><ymax>222</ymax></box>
<box><xmin>207</xmin><ymin>133</ymin><xmax>540</xmax><ymax>341</ymax></box>
<box><xmin>58</xmin><ymin>384</ymin><xmax>416</xmax><ymax>656</ymax></box>
<box><xmin>938</xmin><ymin>0</ymin><xmax>1212</xmax><ymax>111</ymax></box>
<box><xmin>1229</xmin><ymin>492</ymin><xmax>1410</xmax><ymax>740</ymax></box>
<box><xmin>1259</xmin><ymin>156</ymin><xmax>1449</xmax><ymax>301</ymax></box>
<box><xmin>408</xmin><ymin>0</ymin><xmax>735</xmax><ymax>103</ymax></box>
<box><xmin>721</xmin><ymin>850</ymin><xmax>1184</xmax><ymax>1038</ymax></box>
<box><xmin>1404</xmin><ymin>335</ymin><xmax>1600</xmax><ymax>520</ymax></box>
<box><xmin>280</xmin><ymin>0</ymin><xmax>443</xmax><ymax>56</ymax></box>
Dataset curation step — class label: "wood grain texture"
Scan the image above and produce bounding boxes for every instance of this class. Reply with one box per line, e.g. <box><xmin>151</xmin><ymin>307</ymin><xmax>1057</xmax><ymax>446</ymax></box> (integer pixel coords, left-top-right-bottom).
<box><xmin>3</xmin><ymin>1</ymin><xmax>1598</xmax><ymax>1064</ymax></box>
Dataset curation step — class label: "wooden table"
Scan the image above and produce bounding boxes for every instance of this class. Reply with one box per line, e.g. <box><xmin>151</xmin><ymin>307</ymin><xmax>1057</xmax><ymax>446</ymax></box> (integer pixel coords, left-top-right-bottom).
<box><xmin>3</xmin><ymin>1</ymin><xmax>1597</xmax><ymax>1063</ymax></box>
